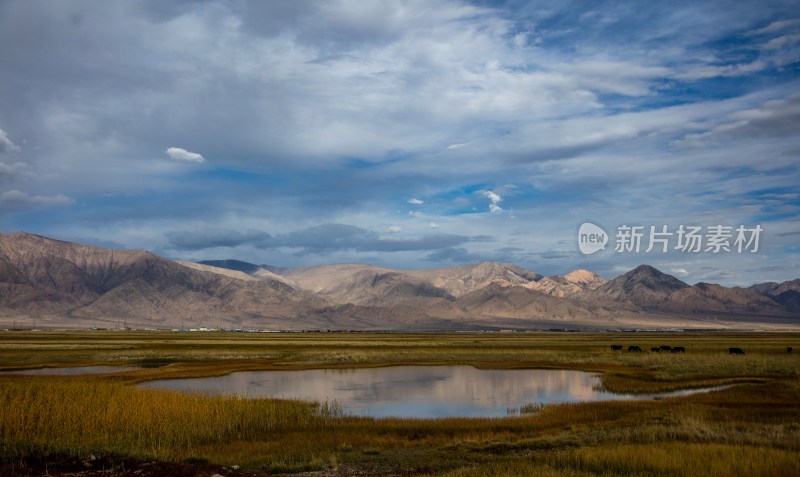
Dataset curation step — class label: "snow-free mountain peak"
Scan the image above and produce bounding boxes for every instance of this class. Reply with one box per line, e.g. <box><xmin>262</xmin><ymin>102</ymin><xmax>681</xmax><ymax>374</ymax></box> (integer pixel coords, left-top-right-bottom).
<box><xmin>1</xmin><ymin>233</ymin><xmax>797</xmax><ymax>331</ymax></box>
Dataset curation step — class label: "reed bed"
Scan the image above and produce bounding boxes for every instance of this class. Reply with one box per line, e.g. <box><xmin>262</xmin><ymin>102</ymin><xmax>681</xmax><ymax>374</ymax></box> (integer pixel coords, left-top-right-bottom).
<box><xmin>0</xmin><ymin>378</ymin><xmax>340</xmax><ymax>461</ymax></box>
<box><xmin>547</xmin><ymin>443</ymin><xmax>800</xmax><ymax>477</ymax></box>
<box><xmin>440</xmin><ymin>444</ymin><xmax>800</xmax><ymax>477</ymax></box>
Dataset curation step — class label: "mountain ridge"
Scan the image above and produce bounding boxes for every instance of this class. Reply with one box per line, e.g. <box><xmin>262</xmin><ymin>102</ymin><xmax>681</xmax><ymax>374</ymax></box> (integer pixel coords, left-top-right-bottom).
<box><xmin>0</xmin><ymin>232</ymin><xmax>797</xmax><ymax>331</ymax></box>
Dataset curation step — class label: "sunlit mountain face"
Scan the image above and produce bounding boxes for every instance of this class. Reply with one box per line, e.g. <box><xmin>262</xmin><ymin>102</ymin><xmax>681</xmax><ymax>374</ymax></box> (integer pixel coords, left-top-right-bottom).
<box><xmin>0</xmin><ymin>232</ymin><xmax>797</xmax><ymax>331</ymax></box>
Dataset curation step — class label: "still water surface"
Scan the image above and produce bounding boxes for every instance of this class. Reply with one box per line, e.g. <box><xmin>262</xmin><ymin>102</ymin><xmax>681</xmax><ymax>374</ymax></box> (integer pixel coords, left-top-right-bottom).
<box><xmin>139</xmin><ymin>366</ymin><xmax>726</xmax><ymax>418</ymax></box>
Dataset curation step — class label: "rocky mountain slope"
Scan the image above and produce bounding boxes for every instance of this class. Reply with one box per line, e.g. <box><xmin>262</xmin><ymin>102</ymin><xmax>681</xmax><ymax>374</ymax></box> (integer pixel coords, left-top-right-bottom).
<box><xmin>284</xmin><ymin>264</ymin><xmax>454</xmax><ymax>307</ymax></box>
<box><xmin>404</xmin><ymin>262</ymin><xmax>543</xmax><ymax>297</ymax></box>
<box><xmin>523</xmin><ymin>270</ymin><xmax>607</xmax><ymax>298</ymax></box>
<box><xmin>564</xmin><ymin>269</ymin><xmax>608</xmax><ymax>289</ymax></box>
<box><xmin>0</xmin><ymin>233</ymin><xmax>327</xmax><ymax>329</ymax></box>
<box><xmin>662</xmin><ymin>283</ymin><xmax>787</xmax><ymax>315</ymax></box>
<box><xmin>0</xmin><ymin>232</ymin><xmax>797</xmax><ymax>331</ymax></box>
<box><xmin>750</xmin><ymin>279</ymin><xmax>800</xmax><ymax>311</ymax></box>
<box><xmin>592</xmin><ymin>265</ymin><xmax>690</xmax><ymax>309</ymax></box>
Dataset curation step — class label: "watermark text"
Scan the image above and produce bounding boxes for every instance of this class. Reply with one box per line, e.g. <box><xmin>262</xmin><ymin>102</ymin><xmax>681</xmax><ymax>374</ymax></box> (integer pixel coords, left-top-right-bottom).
<box><xmin>578</xmin><ymin>223</ymin><xmax>762</xmax><ymax>255</ymax></box>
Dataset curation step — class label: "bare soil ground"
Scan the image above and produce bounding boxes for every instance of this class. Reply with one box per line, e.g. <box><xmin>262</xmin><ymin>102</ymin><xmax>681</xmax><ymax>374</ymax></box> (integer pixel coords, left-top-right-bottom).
<box><xmin>2</xmin><ymin>454</ymin><xmax>434</xmax><ymax>477</ymax></box>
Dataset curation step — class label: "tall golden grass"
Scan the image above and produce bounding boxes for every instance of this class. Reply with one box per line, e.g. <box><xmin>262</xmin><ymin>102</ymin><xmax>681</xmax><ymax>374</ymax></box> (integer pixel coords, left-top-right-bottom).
<box><xmin>2</xmin><ymin>378</ymin><xmax>799</xmax><ymax>475</ymax></box>
<box><xmin>0</xmin><ymin>378</ymin><xmax>339</xmax><ymax>459</ymax></box>
<box><xmin>439</xmin><ymin>444</ymin><xmax>800</xmax><ymax>477</ymax></box>
<box><xmin>549</xmin><ymin>443</ymin><xmax>800</xmax><ymax>477</ymax></box>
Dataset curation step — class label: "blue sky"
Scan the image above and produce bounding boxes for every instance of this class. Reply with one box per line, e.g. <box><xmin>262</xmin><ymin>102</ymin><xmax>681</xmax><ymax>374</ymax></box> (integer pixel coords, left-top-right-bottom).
<box><xmin>0</xmin><ymin>0</ymin><xmax>798</xmax><ymax>285</ymax></box>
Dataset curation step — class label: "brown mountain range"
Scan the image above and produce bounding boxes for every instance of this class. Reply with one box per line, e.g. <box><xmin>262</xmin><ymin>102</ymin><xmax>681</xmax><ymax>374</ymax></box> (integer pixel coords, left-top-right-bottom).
<box><xmin>0</xmin><ymin>232</ymin><xmax>330</xmax><ymax>330</ymax></box>
<box><xmin>0</xmin><ymin>232</ymin><xmax>797</xmax><ymax>331</ymax></box>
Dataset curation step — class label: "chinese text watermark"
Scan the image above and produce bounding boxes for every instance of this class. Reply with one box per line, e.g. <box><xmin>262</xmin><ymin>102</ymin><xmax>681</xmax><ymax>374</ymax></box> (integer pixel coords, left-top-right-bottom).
<box><xmin>578</xmin><ymin>223</ymin><xmax>762</xmax><ymax>255</ymax></box>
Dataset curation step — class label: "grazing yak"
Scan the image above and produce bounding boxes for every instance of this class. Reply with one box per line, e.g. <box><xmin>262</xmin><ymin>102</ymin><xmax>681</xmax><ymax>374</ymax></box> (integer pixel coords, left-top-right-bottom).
<box><xmin>729</xmin><ymin>347</ymin><xmax>745</xmax><ymax>355</ymax></box>
<box><xmin>651</xmin><ymin>347</ymin><xmax>661</xmax><ymax>352</ymax></box>
<box><xmin>627</xmin><ymin>345</ymin><xmax>642</xmax><ymax>352</ymax></box>
<box><xmin>659</xmin><ymin>345</ymin><xmax>672</xmax><ymax>352</ymax></box>
<box><xmin>611</xmin><ymin>345</ymin><xmax>623</xmax><ymax>351</ymax></box>
<box><xmin>787</xmin><ymin>347</ymin><xmax>792</xmax><ymax>354</ymax></box>
<box><xmin>671</xmin><ymin>346</ymin><xmax>686</xmax><ymax>353</ymax></box>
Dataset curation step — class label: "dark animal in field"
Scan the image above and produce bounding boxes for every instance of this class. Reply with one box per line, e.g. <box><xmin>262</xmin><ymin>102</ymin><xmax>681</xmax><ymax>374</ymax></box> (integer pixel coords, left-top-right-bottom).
<box><xmin>611</xmin><ymin>345</ymin><xmax>623</xmax><ymax>351</ymax></box>
<box><xmin>660</xmin><ymin>345</ymin><xmax>672</xmax><ymax>352</ymax></box>
<box><xmin>627</xmin><ymin>345</ymin><xmax>642</xmax><ymax>352</ymax></box>
<box><xmin>787</xmin><ymin>347</ymin><xmax>792</xmax><ymax>354</ymax></box>
<box><xmin>651</xmin><ymin>347</ymin><xmax>660</xmax><ymax>352</ymax></box>
<box><xmin>671</xmin><ymin>346</ymin><xmax>686</xmax><ymax>353</ymax></box>
<box><xmin>729</xmin><ymin>347</ymin><xmax>745</xmax><ymax>355</ymax></box>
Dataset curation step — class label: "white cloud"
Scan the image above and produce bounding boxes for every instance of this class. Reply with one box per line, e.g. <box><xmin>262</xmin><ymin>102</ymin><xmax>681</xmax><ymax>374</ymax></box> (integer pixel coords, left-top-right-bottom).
<box><xmin>672</xmin><ymin>268</ymin><xmax>689</xmax><ymax>276</ymax></box>
<box><xmin>556</xmin><ymin>60</ymin><xmax>670</xmax><ymax>96</ymax></box>
<box><xmin>446</xmin><ymin>142</ymin><xmax>472</xmax><ymax>150</ymax></box>
<box><xmin>0</xmin><ymin>162</ymin><xmax>27</xmax><ymax>181</ymax></box>
<box><xmin>763</xmin><ymin>33</ymin><xmax>800</xmax><ymax>50</ymax></box>
<box><xmin>748</xmin><ymin>19</ymin><xmax>800</xmax><ymax>35</ymax></box>
<box><xmin>483</xmin><ymin>190</ymin><xmax>503</xmax><ymax>213</ymax></box>
<box><xmin>429</xmin><ymin>221</ymin><xmax>440</xmax><ymax>228</ymax></box>
<box><xmin>676</xmin><ymin>61</ymin><xmax>767</xmax><ymax>80</ymax></box>
<box><xmin>386</xmin><ymin>225</ymin><xmax>402</xmax><ymax>233</ymax></box>
<box><xmin>166</xmin><ymin>147</ymin><xmax>205</xmax><ymax>163</ymax></box>
<box><xmin>0</xmin><ymin>129</ymin><xmax>19</xmax><ymax>154</ymax></box>
<box><xmin>408</xmin><ymin>198</ymin><xmax>424</xmax><ymax>205</ymax></box>
<box><xmin>0</xmin><ymin>190</ymin><xmax>74</xmax><ymax>208</ymax></box>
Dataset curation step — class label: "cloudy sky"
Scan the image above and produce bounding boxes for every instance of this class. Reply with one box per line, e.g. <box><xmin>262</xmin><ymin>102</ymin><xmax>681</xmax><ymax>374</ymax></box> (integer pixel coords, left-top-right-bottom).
<box><xmin>1</xmin><ymin>0</ymin><xmax>798</xmax><ymax>285</ymax></box>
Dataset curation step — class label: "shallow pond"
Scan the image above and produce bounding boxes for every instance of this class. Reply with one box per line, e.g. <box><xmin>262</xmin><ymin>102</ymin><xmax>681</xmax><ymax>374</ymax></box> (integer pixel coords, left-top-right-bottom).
<box><xmin>139</xmin><ymin>366</ymin><xmax>728</xmax><ymax>418</ymax></box>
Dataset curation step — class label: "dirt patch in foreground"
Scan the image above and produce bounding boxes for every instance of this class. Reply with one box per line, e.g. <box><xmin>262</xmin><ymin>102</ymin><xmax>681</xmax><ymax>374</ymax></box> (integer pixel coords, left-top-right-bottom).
<box><xmin>2</xmin><ymin>454</ymin><xmax>262</xmax><ymax>477</ymax></box>
<box><xmin>1</xmin><ymin>454</ymin><xmax>433</xmax><ymax>477</ymax></box>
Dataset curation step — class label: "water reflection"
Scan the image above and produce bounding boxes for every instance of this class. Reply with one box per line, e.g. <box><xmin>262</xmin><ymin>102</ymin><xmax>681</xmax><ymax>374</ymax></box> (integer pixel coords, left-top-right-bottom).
<box><xmin>139</xmin><ymin>366</ymin><xmax>726</xmax><ymax>418</ymax></box>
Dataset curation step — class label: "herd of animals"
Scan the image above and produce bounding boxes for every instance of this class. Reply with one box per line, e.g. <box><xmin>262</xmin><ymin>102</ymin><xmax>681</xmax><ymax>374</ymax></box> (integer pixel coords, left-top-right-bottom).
<box><xmin>610</xmin><ymin>344</ymin><xmax>793</xmax><ymax>355</ymax></box>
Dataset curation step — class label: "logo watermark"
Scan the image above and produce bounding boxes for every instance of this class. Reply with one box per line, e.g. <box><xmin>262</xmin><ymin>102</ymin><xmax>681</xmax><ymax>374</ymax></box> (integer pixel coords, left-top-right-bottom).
<box><xmin>577</xmin><ymin>222</ymin><xmax>609</xmax><ymax>255</ymax></box>
<box><xmin>578</xmin><ymin>223</ymin><xmax>763</xmax><ymax>255</ymax></box>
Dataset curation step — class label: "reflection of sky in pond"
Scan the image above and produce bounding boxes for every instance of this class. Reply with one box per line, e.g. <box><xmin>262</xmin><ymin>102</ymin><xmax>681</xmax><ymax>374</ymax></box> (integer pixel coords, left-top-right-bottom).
<box><xmin>140</xmin><ymin>366</ymin><xmax>732</xmax><ymax>418</ymax></box>
<box><xmin>5</xmin><ymin>366</ymin><xmax>137</xmax><ymax>375</ymax></box>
